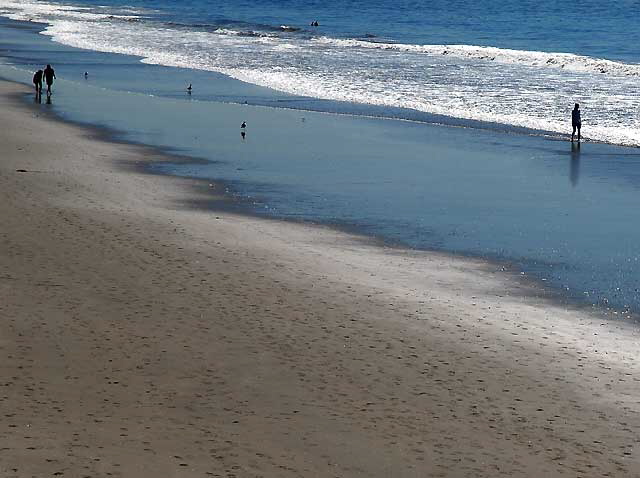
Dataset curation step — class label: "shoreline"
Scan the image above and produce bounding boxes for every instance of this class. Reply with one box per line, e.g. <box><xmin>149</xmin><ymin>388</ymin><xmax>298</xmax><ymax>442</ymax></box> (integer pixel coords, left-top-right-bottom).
<box><xmin>2</xmin><ymin>79</ymin><xmax>640</xmax><ymax>477</ymax></box>
<box><xmin>0</xmin><ymin>80</ymin><xmax>622</xmax><ymax>321</ymax></box>
<box><xmin>5</xmin><ymin>74</ymin><xmax>636</xmax><ymax>324</ymax></box>
<box><xmin>27</xmin><ymin>92</ymin><xmax>596</xmax><ymax>318</ymax></box>
<box><xmin>4</xmin><ymin>13</ymin><xmax>640</xmax><ymax>314</ymax></box>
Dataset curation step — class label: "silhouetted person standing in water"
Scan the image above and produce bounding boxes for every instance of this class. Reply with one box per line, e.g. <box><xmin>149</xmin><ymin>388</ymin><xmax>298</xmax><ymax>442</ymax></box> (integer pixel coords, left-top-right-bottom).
<box><xmin>32</xmin><ymin>69</ymin><xmax>43</xmax><ymax>97</ymax></box>
<box><xmin>571</xmin><ymin>103</ymin><xmax>581</xmax><ymax>142</ymax></box>
<box><xmin>43</xmin><ymin>64</ymin><xmax>56</xmax><ymax>96</ymax></box>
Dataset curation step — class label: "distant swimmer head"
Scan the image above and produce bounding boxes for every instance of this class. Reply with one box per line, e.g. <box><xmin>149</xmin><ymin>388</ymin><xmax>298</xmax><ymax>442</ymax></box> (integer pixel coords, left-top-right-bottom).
<box><xmin>84</xmin><ymin>71</ymin><xmax>88</xmax><ymax>77</ymax></box>
<box><xmin>241</xmin><ymin>121</ymin><xmax>246</xmax><ymax>128</ymax></box>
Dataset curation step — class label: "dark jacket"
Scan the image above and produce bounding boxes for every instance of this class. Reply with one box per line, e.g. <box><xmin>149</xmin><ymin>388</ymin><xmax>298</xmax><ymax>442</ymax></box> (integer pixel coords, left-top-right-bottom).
<box><xmin>572</xmin><ymin>108</ymin><xmax>581</xmax><ymax>126</ymax></box>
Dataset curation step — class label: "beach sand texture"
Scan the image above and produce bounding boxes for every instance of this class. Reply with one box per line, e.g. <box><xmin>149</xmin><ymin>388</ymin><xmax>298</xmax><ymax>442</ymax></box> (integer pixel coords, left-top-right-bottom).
<box><xmin>1</xmin><ymin>80</ymin><xmax>639</xmax><ymax>477</ymax></box>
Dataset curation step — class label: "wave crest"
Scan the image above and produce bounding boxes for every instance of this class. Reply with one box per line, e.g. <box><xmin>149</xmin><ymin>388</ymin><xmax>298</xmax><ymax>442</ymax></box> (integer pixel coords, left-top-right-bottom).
<box><xmin>313</xmin><ymin>37</ymin><xmax>640</xmax><ymax>77</ymax></box>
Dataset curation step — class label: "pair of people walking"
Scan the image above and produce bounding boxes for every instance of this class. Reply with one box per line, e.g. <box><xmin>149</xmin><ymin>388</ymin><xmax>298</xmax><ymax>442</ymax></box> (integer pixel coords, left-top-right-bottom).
<box><xmin>32</xmin><ymin>64</ymin><xmax>56</xmax><ymax>97</ymax></box>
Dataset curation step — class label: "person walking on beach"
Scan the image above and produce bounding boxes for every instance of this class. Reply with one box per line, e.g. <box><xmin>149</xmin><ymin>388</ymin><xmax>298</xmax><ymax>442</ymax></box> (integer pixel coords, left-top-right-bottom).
<box><xmin>32</xmin><ymin>69</ymin><xmax>43</xmax><ymax>96</ymax></box>
<box><xmin>43</xmin><ymin>64</ymin><xmax>56</xmax><ymax>96</ymax></box>
<box><xmin>571</xmin><ymin>103</ymin><xmax>581</xmax><ymax>142</ymax></box>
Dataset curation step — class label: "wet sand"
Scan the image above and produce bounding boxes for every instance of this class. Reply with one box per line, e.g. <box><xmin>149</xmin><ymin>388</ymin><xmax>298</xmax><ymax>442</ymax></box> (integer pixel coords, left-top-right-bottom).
<box><xmin>1</xmin><ymin>80</ymin><xmax>639</xmax><ymax>477</ymax></box>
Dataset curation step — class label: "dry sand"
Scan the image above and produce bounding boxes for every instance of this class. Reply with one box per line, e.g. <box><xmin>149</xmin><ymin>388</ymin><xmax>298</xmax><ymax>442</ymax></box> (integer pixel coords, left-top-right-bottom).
<box><xmin>1</xmin><ymin>80</ymin><xmax>639</xmax><ymax>477</ymax></box>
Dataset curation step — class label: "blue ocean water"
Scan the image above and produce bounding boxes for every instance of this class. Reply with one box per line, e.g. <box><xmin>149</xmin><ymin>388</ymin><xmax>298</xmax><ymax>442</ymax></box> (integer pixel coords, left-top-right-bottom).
<box><xmin>1</xmin><ymin>0</ymin><xmax>640</xmax><ymax>316</ymax></box>
<box><xmin>3</xmin><ymin>0</ymin><xmax>640</xmax><ymax>144</ymax></box>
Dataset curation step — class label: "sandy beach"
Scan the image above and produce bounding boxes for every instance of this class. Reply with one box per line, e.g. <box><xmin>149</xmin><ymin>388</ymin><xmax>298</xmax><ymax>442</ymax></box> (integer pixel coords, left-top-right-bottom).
<box><xmin>1</xmin><ymin>79</ymin><xmax>639</xmax><ymax>477</ymax></box>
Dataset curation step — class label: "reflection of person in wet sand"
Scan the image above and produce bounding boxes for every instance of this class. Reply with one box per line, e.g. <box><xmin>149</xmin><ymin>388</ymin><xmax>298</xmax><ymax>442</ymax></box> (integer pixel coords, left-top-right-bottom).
<box><xmin>571</xmin><ymin>103</ymin><xmax>581</xmax><ymax>142</ymax></box>
<box><xmin>32</xmin><ymin>69</ymin><xmax>43</xmax><ymax>96</ymax></box>
<box><xmin>43</xmin><ymin>64</ymin><xmax>56</xmax><ymax>96</ymax></box>
<box><xmin>570</xmin><ymin>141</ymin><xmax>581</xmax><ymax>187</ymax></box>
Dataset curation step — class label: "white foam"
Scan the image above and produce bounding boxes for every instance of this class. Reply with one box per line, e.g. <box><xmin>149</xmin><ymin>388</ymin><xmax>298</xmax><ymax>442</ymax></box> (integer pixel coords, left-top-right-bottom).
<box><xmin>313</xmin><ymin>37</ymin><xmax>640</xmax><ymax>77</ymax></box>
<box><xmin>0</xmin><ymin>0</ymin><xmax>142</xmax><ymax>22</ymax></box>
<box><xmin>214</xmin><ymin>28</ymin><xmax>278</xmax><ymax>38</ymax></box>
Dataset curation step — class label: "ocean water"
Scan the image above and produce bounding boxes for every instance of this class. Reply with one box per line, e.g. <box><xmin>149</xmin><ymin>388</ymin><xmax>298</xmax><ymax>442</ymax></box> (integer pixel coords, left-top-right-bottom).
<box><xmin>1</xmin><ymin>0</ymin><xmax>640</xmax><ymax>316</ymax></box>
<box><xmin>3</xmin><ymin>0</ymin><xmax>640</xmax><ymax>145</ymax></box>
